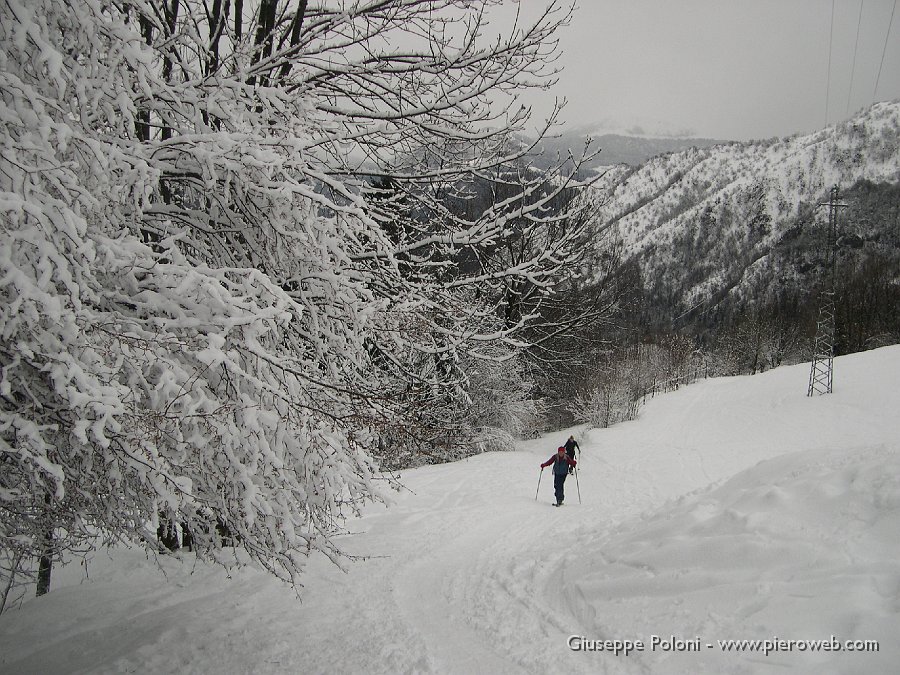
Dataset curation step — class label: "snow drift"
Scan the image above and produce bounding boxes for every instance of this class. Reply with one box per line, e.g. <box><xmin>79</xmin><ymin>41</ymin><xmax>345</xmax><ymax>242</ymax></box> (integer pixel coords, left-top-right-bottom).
<box><xmin>1</xmin><ymin>346</ymin><xmax>898</xmax><ymax>674</ymax></box>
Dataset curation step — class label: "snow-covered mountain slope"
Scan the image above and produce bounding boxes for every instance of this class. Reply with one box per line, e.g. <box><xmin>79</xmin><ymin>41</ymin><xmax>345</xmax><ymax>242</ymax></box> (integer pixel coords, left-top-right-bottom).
<box><xmin>1</xmin><ymin>347</ymin><xmax>898</xmax><ymax>674</ymax></box>
<box><xmin>588</xmin><ymin>100</ymin><xmax>900</xmax><ymax>318</ymax></box>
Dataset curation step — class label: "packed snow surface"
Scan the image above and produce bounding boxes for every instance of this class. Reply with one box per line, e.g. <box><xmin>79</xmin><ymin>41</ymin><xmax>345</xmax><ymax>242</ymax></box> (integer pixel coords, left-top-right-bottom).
<box><xmin>2</xmin><ymin>347</ymin><xmax>898</xmax><ymax>674</ymax></box>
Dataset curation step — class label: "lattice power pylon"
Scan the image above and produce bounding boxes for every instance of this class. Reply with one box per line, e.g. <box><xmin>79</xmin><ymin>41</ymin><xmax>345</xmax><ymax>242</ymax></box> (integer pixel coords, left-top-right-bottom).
<box><xmin>807</xmin><ymin>291</ymin><xmax>835</xmax><ymax>395</ymax></box>
<box><xmin>807</xmin><ymin>186</ymin><xmax>845</xmax><ymax>396</ymax></box>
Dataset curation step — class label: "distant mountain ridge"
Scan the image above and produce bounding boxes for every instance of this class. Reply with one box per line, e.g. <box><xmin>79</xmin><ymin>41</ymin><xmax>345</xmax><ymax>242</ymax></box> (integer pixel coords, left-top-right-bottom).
<box><xmin>585</xmin><ymin>100</ymin><xmax>900</xmax><ymax>328</ymax></box>
<box><xmin>535</xmin><ymin>130</ymin><xmax>726</xmax><ymax>168</ymax></box>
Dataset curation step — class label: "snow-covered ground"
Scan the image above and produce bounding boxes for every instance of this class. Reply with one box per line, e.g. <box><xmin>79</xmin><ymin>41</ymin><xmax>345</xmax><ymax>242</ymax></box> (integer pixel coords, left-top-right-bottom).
<box><xmin>2</xmin><ymin>347</ymin><xmax>898</xmax><ymax>675</ymax></box>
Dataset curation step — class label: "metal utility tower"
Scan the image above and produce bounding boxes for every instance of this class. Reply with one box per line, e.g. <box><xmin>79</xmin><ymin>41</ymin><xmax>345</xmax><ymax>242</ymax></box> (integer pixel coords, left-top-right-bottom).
<box><xmin>807</xmin><ymin>186</ymin><xmax>845</xmax><ymax>396</ymax></box>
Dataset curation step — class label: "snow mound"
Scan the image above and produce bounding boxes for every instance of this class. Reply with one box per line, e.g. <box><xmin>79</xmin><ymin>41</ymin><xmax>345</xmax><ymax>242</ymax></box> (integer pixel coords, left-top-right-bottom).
<box><xmin>564</xmin><ymin>444</ymin><xmax>899</xmax><ymax>674</ymax></box>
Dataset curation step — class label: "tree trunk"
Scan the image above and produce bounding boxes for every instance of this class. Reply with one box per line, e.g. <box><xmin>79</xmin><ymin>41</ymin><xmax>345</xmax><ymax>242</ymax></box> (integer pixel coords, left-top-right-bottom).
<box><xmin>181</xmin><ymin>521</ymin><xmax>193</xmax><ymax>551</ymax></box>
<box><xmin>157</xmin><ymin>514</ymin><xmax>180</xmax><ymax>552</ymax></box>
<box><xmin>35</xmin><ymin>526</ymin><xmax>53</xmax><ymax>597</ymax></box>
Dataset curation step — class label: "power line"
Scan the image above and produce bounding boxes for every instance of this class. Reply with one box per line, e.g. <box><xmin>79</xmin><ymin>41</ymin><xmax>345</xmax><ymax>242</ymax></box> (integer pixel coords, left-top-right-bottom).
<box><xmin>826</xmin><ymin>0</ymin><xmax>836</xmax><ymax>126</ymax></box>
<box><xmin>873</xmin><ymin>0</ymin><xmax>898</xmax><ymax>100</ymax></box>
<box><xmin>847</xmin><ymin>0</ymin><xmax>864</xmax><ymax>116</ymax></box>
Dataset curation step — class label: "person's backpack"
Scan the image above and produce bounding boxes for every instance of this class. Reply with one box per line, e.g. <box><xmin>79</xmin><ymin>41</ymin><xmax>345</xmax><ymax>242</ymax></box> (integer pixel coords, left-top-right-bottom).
<box><xmin>554</xmin><ymin>454</ymin><xmax>569</xmax><ymax>474</ymax></box>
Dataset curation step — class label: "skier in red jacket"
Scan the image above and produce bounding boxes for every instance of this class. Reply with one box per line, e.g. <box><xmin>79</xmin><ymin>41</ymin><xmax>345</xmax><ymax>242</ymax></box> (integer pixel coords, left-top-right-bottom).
<box><xmin>541</xmin><ymin>446</ymin><xmax>577</xmax><ymax>506</ymax></box>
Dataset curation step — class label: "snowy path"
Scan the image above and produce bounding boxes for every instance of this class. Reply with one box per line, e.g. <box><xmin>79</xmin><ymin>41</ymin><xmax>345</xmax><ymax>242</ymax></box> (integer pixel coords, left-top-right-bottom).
<box><xmin>301</xmin><ymin>452</ymin><xmax>597</xmax><ymax>675</ymax></box>
<box><xmin>1</xmin><ymin>348</ymin><xmax>898</xmax><ymax>674</ymax></box>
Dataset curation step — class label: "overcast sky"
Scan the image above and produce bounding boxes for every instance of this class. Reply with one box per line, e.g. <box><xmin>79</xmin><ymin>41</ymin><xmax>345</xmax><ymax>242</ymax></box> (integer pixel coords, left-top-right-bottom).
<box><xmin>496</xmin><ymin>0</ymin><xmax>900</xmax><ymax>141</ymax></box>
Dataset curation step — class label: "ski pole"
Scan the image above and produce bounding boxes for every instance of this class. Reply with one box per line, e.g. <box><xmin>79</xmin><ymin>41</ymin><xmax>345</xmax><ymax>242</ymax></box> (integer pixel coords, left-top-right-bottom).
<box><xmin>535</xmin><ymin>467</ymin><xmax>544</xmax><ymax>500</ymax></box>
<box><xmin>574</xmin><ymin>465</ymin><xmax>581</xmax><ymax>504</ymax></box>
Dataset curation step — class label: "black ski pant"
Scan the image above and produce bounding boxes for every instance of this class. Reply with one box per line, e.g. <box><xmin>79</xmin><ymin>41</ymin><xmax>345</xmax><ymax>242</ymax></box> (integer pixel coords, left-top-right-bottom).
<box><xmin>554</xmin><ymin>472</ymin><xmax>567</xmax><ymax>504</ymax></box>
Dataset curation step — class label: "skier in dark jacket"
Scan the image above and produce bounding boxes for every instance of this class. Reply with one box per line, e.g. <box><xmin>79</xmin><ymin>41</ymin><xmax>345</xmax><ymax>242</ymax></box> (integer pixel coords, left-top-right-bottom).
<box><xmin>564</xmin><ymin>435</ymin><xmax>580</xmax><ymax>474</ymax></box>
<box><xmin>540</xmin><ymin>446</ymin><xmax>577</xmax><ymax>506</ymax></box>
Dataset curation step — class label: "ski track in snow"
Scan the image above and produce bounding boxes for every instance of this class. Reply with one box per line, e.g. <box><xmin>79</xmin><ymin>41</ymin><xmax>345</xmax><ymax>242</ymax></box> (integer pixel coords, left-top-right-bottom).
<box><xmin>1</xmin><ymin>348</ymin><xmax>898</xmax><ymax>674</ymax></box>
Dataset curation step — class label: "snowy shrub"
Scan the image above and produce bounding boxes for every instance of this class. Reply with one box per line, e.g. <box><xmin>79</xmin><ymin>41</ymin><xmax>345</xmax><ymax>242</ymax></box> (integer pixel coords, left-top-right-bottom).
<box><xmin>465</xmin><ymin>351</ymin><xmax>545</xmax><ymax>453</ymax></box>
<box><xmin>567</xmin><ymin>377</ymin><xmax>638</xmax><ymax>429</ymax></box>
<box><xmin>0</xmin><ymin>549</ymin><xmax>29</xmax><ymax>615</ymax></box>
<box><xmin>373</xmin><ymin>345</ymin><xmax>544</xmax><ymax>467</ymax></box>
<box><xmin>568</xmin><ymin>338</ymin><xmax>706</xmax><ymax>429</ymax></box>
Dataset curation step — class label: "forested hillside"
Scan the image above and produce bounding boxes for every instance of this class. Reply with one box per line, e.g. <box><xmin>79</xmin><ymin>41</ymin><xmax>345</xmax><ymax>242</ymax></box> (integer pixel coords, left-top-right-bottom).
<box><xmin>586</xmin><ymin>100</ymin><xmax>900</xmax><ymax>351</ymax></box>
<box><xmin>534</xmin><ymin>102</ymin><xmax>900</xmax><ymax>432</ymax></box>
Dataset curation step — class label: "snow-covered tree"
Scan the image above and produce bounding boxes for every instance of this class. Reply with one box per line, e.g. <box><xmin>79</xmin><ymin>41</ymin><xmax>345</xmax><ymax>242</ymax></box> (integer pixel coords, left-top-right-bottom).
<box><xmin>567</xmin><ymin>337</ymin><xmax>707</xmax><ymax>429</ymax></box>
<box><xmin>1</xmin><ymin>0</ymin><xmax>592</xmax><ymax>590</ymax></box>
